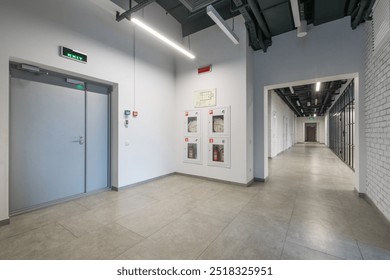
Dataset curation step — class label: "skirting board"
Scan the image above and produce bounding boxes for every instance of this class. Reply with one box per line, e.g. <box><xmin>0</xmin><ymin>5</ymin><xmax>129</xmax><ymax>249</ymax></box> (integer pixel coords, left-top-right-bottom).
<box><xmin>175</xmin><ymin>172</ymin><xmax>254</xmax><ymax>187</ymax></box>
<box><xmin>254</xmin><ymin>177</ymin><xmax>268</xmax><ymax>183</ymax></box>
<box><xmin>0</xmin><ymin>218</ymin><xmax>10</xmax><ymax>227</ymax></box>
<box><xmin>112</xmin><ymin>173</ymin><xmax>175</xmax><ymax>192</ymax></box>
<box><xmin>354</xmin><ymin>188</ymin><xmax>390</xmax><ymax>225</ymax></box>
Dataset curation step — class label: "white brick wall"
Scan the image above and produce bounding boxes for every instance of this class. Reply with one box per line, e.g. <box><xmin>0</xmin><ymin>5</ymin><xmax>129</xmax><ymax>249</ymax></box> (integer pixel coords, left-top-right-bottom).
<box><xmin>364</xmin><ymin>22</ymin><xmax>390</xmax><ymax>221</ymax></box>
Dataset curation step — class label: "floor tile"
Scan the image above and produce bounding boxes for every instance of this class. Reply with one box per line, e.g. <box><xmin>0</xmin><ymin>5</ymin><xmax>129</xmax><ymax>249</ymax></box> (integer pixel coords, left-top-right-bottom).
<box><xmin>286</xmin><ymin>222</ymin><xmax>362</xmax><ymax>259</ymax></box>
<box><xmin>116</xmin><ymin>199</ymin><xmax>192</xmax><ymax>237</ymax></box>
<box><xmin>281</xmin><ymin>241</ymin><xmax>343</xmax><ymax>260</ymax></box>
<box><xmin>0</xmin><ymin>201</ymin><xmax>88</xmax><ymax>241</ymax></box>
<box><xmin>193</xmin><ymin>189</ymin><xmax>253</xmax><ymax>222</ymax></box>
<box><xmin>0</xmin><ymin>223</ymin><xmax>76</xmax><ymax>259</ymax></box>
<box><xmin>117</xmin><ymin>211</ymin><xmax>227</xmax><ymax>259</ymax></box>
<box><xmin>358</xmin><ymin>241</ymin><xmax>390</xmax><ymax>260</ymax></box>
<box><xmin>39</xmin><ymin>223</ymin><xmax>144</xmax><ymax>260</ymax></box>
<box><xmin>199</xmin><ymin>212</ymin><xmax>288</xmax><ymax>260</ymax></box>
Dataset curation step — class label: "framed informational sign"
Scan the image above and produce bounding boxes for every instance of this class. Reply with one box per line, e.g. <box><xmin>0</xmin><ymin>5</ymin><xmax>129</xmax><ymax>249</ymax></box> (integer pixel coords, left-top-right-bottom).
<box><xmin>194</xmin><ymin>88</ymin><xmax>217</xmax><ymax>108</ymax></box>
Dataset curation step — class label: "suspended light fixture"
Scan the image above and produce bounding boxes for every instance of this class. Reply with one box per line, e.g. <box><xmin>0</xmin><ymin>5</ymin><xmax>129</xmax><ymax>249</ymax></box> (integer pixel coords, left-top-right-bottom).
<box><xmin>290</xmin><ymin>0</ymin><xmax>301</xmax><ymax>28</ymax></box>
<box><xmin>297</xmin><ymin>20</ymin><xmax>307</xmax><ymax>37</ymax></box>
<box><xmin>296</xmin><ymin>100</ymin><xmax>301</xmax><ymax>106</ymax></box>
<box><xmin>315</xmin><ymin>98</ymin><xmax>318</xmax><ymax>105</ymax></box>
<box><xmin>131</xmin><ymin>17</ymin><xmax>196</xmax><ymax>59</ymax></box>
<box><xmin>289</xmin><ymin>86</ymin><xmax>295</xmax><ymax>93</ymax></box>
<box><xmin>207</xmin><ymin>5</ymin><xmax>239</xmax><ymax>45</ymax></box>
<box><xmin>292</xmin><ymin>0</ymin><xmax>308</xmax><ymax>38</ymax></box>
<box><xmin>316</xmin><ymin>82</ymin><xmax>321</xmax><ymax>91</ymax></box>
<box><xmin>313</xmin><ymin>113</ymin><xmax>317</xmax><ymax>117</ymax></box>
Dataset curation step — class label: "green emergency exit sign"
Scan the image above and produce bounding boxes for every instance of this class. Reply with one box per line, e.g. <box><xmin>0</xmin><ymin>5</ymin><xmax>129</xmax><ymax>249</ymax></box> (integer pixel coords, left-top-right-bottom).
<box><xmin>60</xmin><ymin>46</ymin><xmax>87</xmax><ymax>63</ymax></box>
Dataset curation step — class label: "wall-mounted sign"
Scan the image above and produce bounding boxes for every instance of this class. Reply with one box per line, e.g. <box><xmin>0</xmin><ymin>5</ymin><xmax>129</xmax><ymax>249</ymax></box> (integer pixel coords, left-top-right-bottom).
<box><xmin>60</xmin><ymin>46</ymin><xmax>87</xmax><ymax>63</ymax></box>
<box><xmin>194</xmin><ymin>88</ymin><xmax>217</xmax><ymax>107</ymax></box>
<box><xmin>198</xmin><ymin>65</ymin><xmax>212</xmax><ymax>74</ymax></box>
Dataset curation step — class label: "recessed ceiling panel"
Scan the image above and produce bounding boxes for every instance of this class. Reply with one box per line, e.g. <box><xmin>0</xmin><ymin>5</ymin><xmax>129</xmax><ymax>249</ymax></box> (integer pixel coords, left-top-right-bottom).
<box><xmin>262</xmin><ymin>2</ymin><xmax>294</xmax><ymax>36</ymax></box>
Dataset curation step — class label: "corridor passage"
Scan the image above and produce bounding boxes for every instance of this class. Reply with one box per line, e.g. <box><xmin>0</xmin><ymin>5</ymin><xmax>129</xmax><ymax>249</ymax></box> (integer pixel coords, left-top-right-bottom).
<box><xmin>0</xmin><ymin>144</ymin><xmax>389</xmax><ymax>259</ymax></box>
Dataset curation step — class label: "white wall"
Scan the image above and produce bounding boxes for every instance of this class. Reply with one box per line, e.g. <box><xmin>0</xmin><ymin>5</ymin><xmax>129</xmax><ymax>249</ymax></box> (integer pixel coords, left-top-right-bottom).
<box><xmin>175</xmin><ymin>17</ymin><xmax>253</xmax><ymax>184</ymax></box>
<box><xmin>254</xmin><ymin>17</ymin><xmax>366</xmax><ymax>190</ymax></box>
<box><xmin>268</xmin><ymin>91</ymin><xmax>295</xmax><ymax>157</ymax></box>
<box><xmin>296</xmin><ymin>116</ymin><xmax>326</xmax><ymax>143</ymax></box>
<box><xmin>364</xmin><ymin>16</ymin><xmax>390</xmax><ymax>221</ymax></box>
<box><xmin>0</xmin><ymin>0</ymin><xmax>181</xmax><ymax>221</ymax></box>
<box><xmin>324</xmin><ymin>113</ymin><xmax>329</xmax><ymax>146</ymax></box>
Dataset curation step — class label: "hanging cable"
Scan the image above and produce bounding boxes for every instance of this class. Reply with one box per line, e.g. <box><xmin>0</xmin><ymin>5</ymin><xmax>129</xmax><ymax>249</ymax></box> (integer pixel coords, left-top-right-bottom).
<box><xmin>133</xmin><ymin>25</ymin><xmax>136</xmax><ymax>111</ymax></box>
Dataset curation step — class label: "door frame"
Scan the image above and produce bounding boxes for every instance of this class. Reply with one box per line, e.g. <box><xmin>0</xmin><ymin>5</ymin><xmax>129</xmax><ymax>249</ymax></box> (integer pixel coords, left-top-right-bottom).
<box><xmin>8</xmin><ymin>59</ymin><xmax>115</xmax><ymax>214</ymax></box>
<box><xmin>305</xmin><ymin>122</ymin><xmax>317</xmax><ymax>142</ymax></box>
<box><xmin>262</xmin><ymin>73</ymin><xmax>364</xmax><ymax>193</ymax></box>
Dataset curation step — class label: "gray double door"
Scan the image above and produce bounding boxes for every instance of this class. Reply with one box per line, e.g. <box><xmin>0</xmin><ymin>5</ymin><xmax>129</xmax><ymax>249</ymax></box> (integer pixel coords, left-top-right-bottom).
<box><xmin>10</xmin><ymin>65</ymin><xmax>110</xmax><ymax>213</ymax></box>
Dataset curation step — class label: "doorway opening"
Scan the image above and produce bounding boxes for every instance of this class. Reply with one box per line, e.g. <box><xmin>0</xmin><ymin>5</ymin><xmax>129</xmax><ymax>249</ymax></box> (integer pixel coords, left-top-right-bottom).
<box><xmin>262</xmin><ymin>73</ymin><xmax>360</xmax><ymax>191</ymax></box>
<box><xmin>305</xmin><ymin>123</ymin><xmax>317</xmax><ymax>142</ymax></box>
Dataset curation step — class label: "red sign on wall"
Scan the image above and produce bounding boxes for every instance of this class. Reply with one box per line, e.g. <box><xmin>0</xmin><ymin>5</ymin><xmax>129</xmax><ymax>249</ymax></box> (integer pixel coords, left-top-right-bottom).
<box><xmin>198</xmin><ymin>65</ymin><xmax>212</xmax><ymax>74</ymax></box>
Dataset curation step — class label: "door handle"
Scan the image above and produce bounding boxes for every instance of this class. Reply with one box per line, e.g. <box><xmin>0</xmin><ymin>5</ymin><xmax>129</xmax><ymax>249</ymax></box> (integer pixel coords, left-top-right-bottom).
<box><xmin>72</xmin><ymin>136</ymin><xmax>84</xmax><ymax>145</ymax></box>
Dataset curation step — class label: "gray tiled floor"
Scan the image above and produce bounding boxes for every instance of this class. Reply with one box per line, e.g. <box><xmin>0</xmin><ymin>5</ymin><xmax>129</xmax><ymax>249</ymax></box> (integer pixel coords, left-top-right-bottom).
<box><xmin>1</xmin><ymin>143</ymin><xmax>389</xmax><ymax>259</ymax></box>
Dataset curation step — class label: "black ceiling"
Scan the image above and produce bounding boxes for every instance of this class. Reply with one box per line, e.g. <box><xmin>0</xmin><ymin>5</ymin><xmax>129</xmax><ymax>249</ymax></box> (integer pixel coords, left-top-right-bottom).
<box><xmin>155</xmin><ymin>0</ymin><xmax>376</xmax><ymax>52</ymax></box>
<box><xmin>115</xmin><ymin>1</ymin><xmax>375</xmax><ymax>52</ymax></box>
<box><xmin>274</xmin><ymin>79</ymin><xmax>348</xmax><ymax>117</ymax></box>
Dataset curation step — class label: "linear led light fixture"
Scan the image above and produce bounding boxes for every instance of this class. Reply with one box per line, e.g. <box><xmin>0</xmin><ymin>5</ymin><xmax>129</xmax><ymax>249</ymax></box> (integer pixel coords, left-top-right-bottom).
<box><xmin>131</xmin><ymin>17</ymin><xmax>196</xmax><ymax>59</ymax></box>
<box><xmin>316</xmin><ymin>82</ymin><xmax>321</xmax><ymax>91</ymax></box>
<box><xmin>296</xmin><ymin>100</ymin><xmax>300</xmax><ymax>106</ymax></box>
<box><xmin>206</xmin><ymin>5</ymin><xmax>239</xmax><ymax>45</ymax></box>
<box><xmin>289</xmin><ymin>86</ymin><xmax>294</xmax><ymax>93</ymax></box>
<box><xmin>290</xmin><ymin>0</ymin><xmax>301</xmax><ymax>28</ymax></box>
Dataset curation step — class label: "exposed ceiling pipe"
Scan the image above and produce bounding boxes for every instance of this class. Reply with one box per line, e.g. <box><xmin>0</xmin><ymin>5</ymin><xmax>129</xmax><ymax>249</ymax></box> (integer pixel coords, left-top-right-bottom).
<box><xmin>232</xmin><ymin>0</ymin><xmax>264</xmax><ymax>51</ymax></box>
<box><xmin>116</xmin><ymin>0</ymin><xmax>156</xmax><ymax>22</ymax></box>
<box><xmin>351</xmin><ymin>0</ymin><xmax>369</xmax><ymax>29</ymax></box>
<box><xmin>319</xmin><ymin>91</ymin><xmax>331</xmax><ymax>115</ymax></box>
<box><xmin>364</xmin><ymin>0</ymin><xmax>376</xmax><ymax>20</ymax></box>
<box><xmin>276</xmin><ymin>89</ymin><xmax>303</xmax><ymax>116</ymax></box>
<box><xmin>319</xmin><ymin>82</ymin><xmax>333</xmax><ymax>115</ymax></box>
<box><xmin>255</xmin><ymin>25</ymin><xmax>267</xmax><ymax>51</ymax></box>
<box><xmin>347</xmin><ymin>0</ymin><xmax>358</xmax><ymax>15</ymax></box>
<box><xmin>247</xmin><ymin>0</ymin><xmax>271</xmax><ymax>39</ymax></box>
